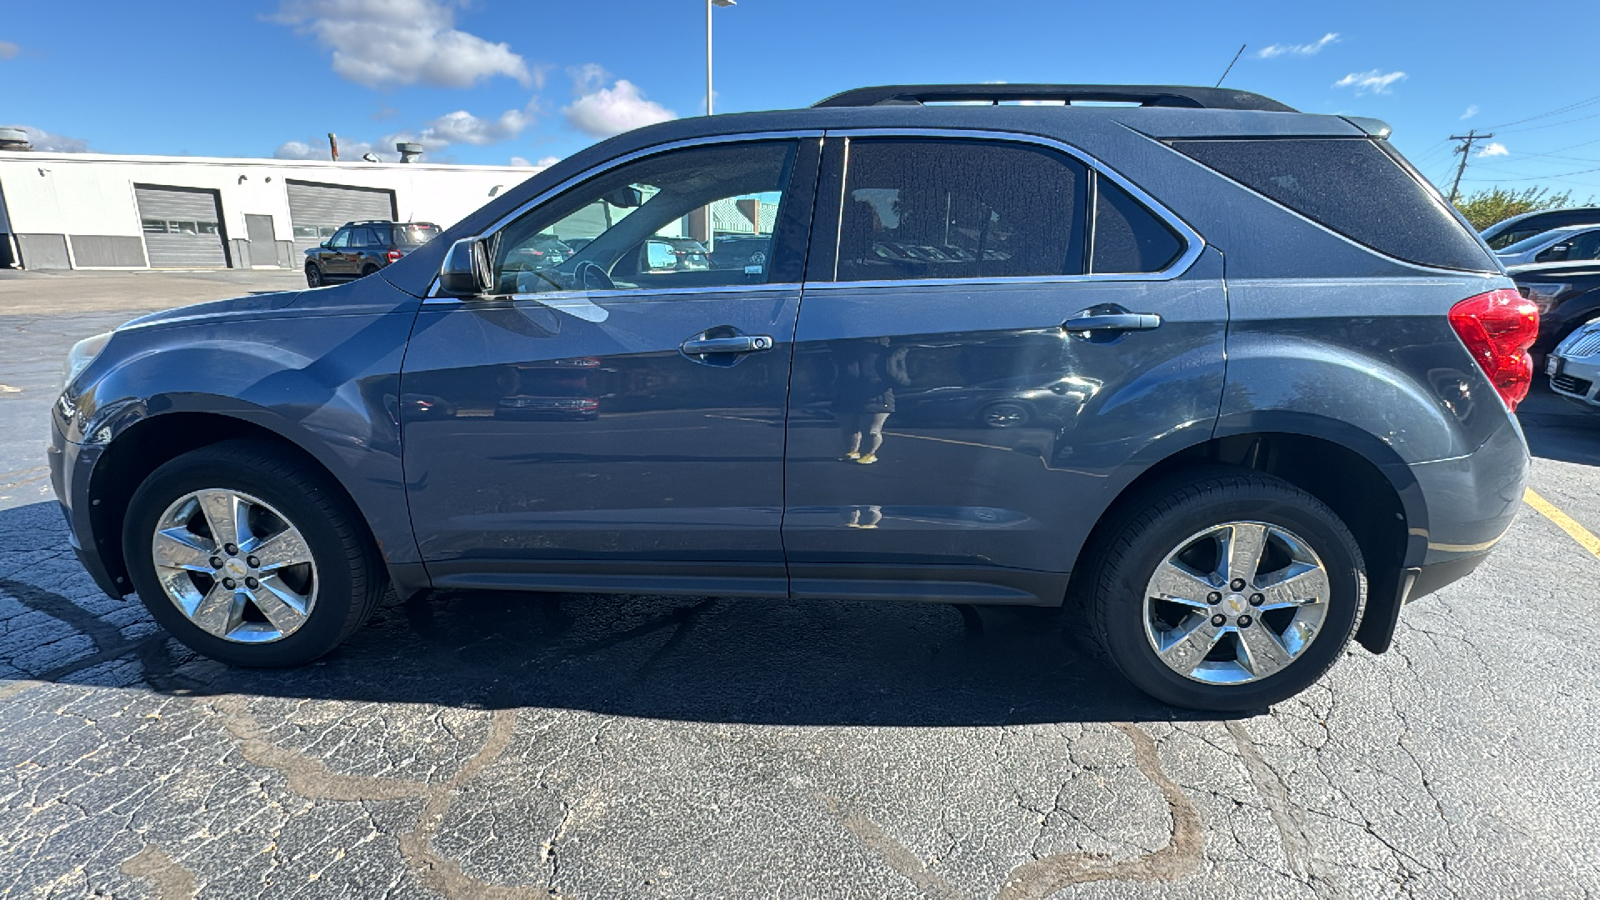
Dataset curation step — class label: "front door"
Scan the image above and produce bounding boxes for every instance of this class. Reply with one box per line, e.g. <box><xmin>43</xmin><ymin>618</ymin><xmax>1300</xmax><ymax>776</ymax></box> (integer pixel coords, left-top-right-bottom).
<box><xmin>323</xmin><ymin>227</ymin><xmax>353</xmax><ymax>276</ymax></box>
<box><xmin>401</xmin><ymin>137</ymin><xmax>819</xmax><ymax>594</ymax></box>
<box><xmin>783</xmin><ymin>134</ymin><xmax>1227</xmax><ymax>602</ymax></box>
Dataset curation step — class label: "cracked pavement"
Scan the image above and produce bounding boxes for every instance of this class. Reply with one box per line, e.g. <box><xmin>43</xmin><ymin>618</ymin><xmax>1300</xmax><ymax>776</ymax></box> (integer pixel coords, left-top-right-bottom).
<box><xmin>2</xmin><ymin>271</ymin><xmax>1599</xmax><ymax>899</ymax></box>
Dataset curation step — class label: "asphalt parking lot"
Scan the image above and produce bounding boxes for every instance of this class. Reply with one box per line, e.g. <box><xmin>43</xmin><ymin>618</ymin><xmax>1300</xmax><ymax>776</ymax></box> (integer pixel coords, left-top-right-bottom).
<box><xmin>2</xmin><ymin>270</ymin><xmax>1599</xmax><ymax>899</ymax></box>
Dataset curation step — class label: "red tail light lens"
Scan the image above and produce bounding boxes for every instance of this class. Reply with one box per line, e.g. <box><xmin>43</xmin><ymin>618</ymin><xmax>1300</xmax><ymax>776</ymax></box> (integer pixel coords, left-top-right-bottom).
<box><xmin>386</xmin><ymin>249</ymin><xmax>403</xmax><ymax>262</ymax></box>
<box><xmin>1448</xmin><ymin>288</ymin><xmax>1539</xmax><ymax>411</ymax></box>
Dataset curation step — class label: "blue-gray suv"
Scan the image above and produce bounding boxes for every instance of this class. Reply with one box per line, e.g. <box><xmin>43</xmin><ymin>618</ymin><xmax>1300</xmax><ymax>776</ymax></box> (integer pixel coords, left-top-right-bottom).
<box><xmin>49</xmin><ymin>85</ymin><xmax>1537</xmax><ymax>711</ymax></box>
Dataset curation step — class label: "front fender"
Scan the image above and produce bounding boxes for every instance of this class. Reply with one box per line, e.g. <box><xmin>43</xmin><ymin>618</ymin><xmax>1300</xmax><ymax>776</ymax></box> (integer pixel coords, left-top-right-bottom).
<box><xmin>64</xmin><ymin>301</ymin><xmax>423</xmax><ymax>568</ymax></box>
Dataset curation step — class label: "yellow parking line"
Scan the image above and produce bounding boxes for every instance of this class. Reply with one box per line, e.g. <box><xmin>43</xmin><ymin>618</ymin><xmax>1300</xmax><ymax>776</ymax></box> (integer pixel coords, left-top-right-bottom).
<box><xmin>1525</xmin><ymin>488</ymin><xmax>1600</xmax><ymax>559</ymax></box>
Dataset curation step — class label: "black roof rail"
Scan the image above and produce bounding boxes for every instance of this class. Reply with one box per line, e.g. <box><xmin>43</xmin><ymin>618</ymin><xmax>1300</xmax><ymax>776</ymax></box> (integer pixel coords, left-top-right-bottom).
<box><xmin>812</xmin><ymin>84</ymin><xmax>1297</xmax><ymax>113</ymax></box>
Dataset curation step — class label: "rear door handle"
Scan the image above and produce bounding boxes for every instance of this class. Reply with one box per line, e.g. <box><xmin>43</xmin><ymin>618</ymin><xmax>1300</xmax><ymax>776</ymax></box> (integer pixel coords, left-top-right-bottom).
<box><xmin>681</xmin><ymin>334</ymin><xmax>774</xmax><ymax>355</ymax></box>
<box><xmin>1059</xmin><ymin>312</ymin><xmax>1162</xmax><ymax>334</ymax></box>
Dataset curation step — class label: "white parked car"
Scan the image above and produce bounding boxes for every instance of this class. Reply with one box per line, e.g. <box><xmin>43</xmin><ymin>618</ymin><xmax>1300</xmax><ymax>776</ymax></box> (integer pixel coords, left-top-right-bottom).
<box><xmin>1548</xmin><ymin>317</ymin><xmax>1600</xmax><ymax>408</ymax></box>
<box><xmin>1496</xmin><ymin>225</ymin><xmax>1600</xmax><ymax>267</ymax></box>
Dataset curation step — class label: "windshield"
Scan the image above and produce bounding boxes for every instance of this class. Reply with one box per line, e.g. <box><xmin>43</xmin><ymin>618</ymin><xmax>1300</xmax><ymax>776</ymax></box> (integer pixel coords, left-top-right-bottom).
<box><xmin>395</xmin><ymin>223</ymin><xmax>441</xmax><ymax>246</ymax></box>
<box><xmin>1498</xmin><ymin>230</ymin><xmax>1572</xmax><ymax>255</ymax></box>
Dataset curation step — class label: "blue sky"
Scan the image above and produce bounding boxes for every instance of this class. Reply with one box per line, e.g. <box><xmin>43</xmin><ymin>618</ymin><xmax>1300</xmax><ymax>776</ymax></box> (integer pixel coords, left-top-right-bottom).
<box><xmin>5</xmin><ymin>0</ymin><xmax>1600</xmax><ymax>197</ymax></box>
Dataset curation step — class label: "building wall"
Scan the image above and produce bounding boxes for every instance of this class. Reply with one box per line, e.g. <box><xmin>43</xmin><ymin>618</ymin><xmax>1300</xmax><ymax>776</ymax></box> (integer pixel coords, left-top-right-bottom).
<box><xmin>0</xmin><ymin>152</ymin><xmax>542</xmax><ymax>270</ymax></box>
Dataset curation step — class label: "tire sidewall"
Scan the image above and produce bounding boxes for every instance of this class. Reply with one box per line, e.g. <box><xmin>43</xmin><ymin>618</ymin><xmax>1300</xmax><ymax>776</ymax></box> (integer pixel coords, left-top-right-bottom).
<box><xmin>305</xmin><ymin>264</ymin><xmax>322</xmax><ymax>287</ymax></box>
<box><xmin>123</xmin><ymin>451</ymin><xmax>360</xmax><ymax>667</ymax></box>
<box><xmin>1098</xmin><ymin>481</ymin><xmax>1365</xmax><ymax>711</ymax></box>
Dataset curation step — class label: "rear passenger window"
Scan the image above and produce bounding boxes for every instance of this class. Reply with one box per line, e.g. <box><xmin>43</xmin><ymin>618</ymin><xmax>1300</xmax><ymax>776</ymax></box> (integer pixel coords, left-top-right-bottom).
<box><xmin>1170</xmin><ymin>138</ymin><xmax>1497</xmax><ymax>272</ymax></box>
<box><xmin>1091</xmin><ymin>180</ymin><xmax>1183</xmax><ymax>273</ymax></box>
<box><xmin>835</xmin><ymin>139</ymin><xmax>1086</xmax><ymax>282</ymax></box>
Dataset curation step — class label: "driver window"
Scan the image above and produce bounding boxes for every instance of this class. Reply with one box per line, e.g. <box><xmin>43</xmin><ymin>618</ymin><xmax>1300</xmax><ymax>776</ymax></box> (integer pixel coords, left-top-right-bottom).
<box><xmin>490</xmin><ymin>141</ymin><xmax>796</xmax><ymax>295</ymax></box>
<box><xmin>329</xmin><ymin>229</ymin><xmax>351</xmax><ymax>249</ymax></box>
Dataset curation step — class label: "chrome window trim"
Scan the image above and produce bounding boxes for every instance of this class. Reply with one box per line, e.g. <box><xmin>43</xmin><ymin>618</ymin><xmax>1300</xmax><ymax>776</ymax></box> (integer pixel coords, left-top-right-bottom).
<box><xmin>426</xmin><ymin>129</ymin><xmax>823</xmax><ymax>305</ymax></box>
<box><xmin>818</xmin><ymin>126</ymin><xmax>1206</xmax><ymax>285</ymax></box>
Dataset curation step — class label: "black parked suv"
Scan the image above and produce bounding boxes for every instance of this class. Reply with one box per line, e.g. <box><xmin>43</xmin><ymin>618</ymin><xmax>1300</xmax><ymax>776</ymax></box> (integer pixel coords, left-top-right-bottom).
<box><xmin>1508</xmin><ymin>260</ymin><xmax>1600</xmax><ymax>357</ymax></box>
<box><xmin>51</xmin><ymin>84</ymin><xmax>1535</xmax><ymax>711</ymax></box>
<box><xmin>304</xmin><ymin>220</ymin><xmax>440</xmax><ymax>287</ymax></box>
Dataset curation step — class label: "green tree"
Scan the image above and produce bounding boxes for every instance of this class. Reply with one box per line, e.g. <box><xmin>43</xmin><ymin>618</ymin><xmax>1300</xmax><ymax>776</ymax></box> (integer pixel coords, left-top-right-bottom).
<box><xmin>1452</xmin><ymin>186</ymin><xmax>1576</xmax><ymax>230</ymax></box>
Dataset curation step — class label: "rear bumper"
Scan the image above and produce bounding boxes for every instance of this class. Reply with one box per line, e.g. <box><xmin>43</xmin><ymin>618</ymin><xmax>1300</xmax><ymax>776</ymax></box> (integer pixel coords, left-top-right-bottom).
<box><xmin>1405</xmin><ymin>415</ymin><xmax>1530</xmax><ymax>571</ymax></box>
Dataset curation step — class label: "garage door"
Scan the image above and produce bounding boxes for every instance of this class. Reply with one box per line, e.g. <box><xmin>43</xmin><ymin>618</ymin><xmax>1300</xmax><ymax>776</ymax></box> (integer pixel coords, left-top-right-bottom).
<box><xmin>136</xmin><ymin>185</ymin><xmax>229</xmax><ymax>268</ymax></box>
<box><xmin>286</xmin><ymin>181</ymin><xmax>396</xmax><ymax>257</ymax></box>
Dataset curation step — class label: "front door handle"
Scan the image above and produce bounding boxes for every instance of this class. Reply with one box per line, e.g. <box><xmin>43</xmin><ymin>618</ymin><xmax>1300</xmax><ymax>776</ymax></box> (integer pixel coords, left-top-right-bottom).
<box><xmin>1060</xmin><ymin>312</ymin><xmax>1163</xmax><ymax>334</ymax></box>
<box><xmin>681</xmin><ymin>334</ymin><xmax>774</xmax><ymax>355</ymax></box>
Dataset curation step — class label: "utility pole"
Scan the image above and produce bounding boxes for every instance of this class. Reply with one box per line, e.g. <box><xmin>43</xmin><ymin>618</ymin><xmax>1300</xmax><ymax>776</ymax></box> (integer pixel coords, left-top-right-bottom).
<box><xmin>1447</xmin><ymin>130</ymin><xmax>1493</xmax><ymax>205</ymax></box>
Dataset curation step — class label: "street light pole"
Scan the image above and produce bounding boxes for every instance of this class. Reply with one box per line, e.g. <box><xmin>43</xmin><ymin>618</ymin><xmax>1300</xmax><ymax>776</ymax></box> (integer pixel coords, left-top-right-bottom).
<box><xmin>707</xmin><ymin>0</ymin><xmax>735</xmax><ymax>116</ymax></box>
<box><xmin>704</xmin><ymin>0</ymin><xmax>735</xmax><ymax>251</ymax></box>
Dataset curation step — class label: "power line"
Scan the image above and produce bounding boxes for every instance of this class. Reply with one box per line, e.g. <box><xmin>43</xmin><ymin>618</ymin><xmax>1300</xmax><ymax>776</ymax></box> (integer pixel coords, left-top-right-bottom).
<box><xmin>1480</xmin><ymin>92</ymin><xmax>1600</xmax><ymax>131</ymax></box>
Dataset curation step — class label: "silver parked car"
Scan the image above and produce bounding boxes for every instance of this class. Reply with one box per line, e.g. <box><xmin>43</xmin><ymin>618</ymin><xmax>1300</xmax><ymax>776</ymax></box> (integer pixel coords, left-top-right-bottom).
<box><xmin>1495</xmin><ymin>224</ymin><xmax>1600</xmax><ymax>267</ymax></box>
<box><xmin>1548</xmin><ymin>317</ymin><xmax>1600</xmax><ymax>409</ymax></box>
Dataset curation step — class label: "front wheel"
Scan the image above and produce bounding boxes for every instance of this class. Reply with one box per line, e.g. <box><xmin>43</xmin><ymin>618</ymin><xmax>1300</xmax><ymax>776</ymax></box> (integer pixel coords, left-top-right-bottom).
<box><xmin>305</xmin><ymin>263</ymin><xmax>324</xmax><ymax>287</ymax></box>
<box><xmin>122</xmin><ymin>440</ymin><xmax>385</xmax><ymax>667</ymax></box>
<box><xmin>1085</xmin><ymin>470</ymin><xmax>1366</xmax><ymax>711</ymax></box>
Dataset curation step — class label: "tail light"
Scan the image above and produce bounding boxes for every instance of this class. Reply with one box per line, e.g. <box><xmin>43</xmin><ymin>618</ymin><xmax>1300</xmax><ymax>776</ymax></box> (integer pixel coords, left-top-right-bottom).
<box><xmin>1448</xmin><ymin>288</ymin><xmax>1539</xmax><ymax>411</ymax></box>
<box><xmin>386</xmin><ymin>249</ymin><xmax>403</xmax><ymax>262</ymax></box>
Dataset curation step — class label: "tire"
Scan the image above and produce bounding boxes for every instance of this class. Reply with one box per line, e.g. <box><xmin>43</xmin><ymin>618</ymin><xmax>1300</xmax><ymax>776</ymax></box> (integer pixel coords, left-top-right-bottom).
<box><xmin>305</xmin><ymin>263</ymin><xmax>324</xmax><ymax>288</ymax></box>
<box><xmin>122</xmin><ymin>440</ymin><xmax>385</xmax><ymax>667</ymax></box>
<box><xmin>1084</xmin><ymin>469</ymin><xmax>1366</xmax><ymax>711</ymax></box>
<box><xmin>360</xmin><ymin>264</ymin><xmax>380</xmax><ymax>278</ymax></box>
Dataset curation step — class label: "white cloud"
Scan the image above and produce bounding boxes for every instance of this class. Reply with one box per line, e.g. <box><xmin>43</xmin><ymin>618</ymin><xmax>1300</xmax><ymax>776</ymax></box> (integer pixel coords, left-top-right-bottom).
<box><xmin>3</xmin><ymin>125</ymin><xmax>90</xmax><ymax>152</ymax></box>
<box><xmin>1460</xmin><ymin>104</ymin><xmax>1479</xmax><ymax>120</ymax></box>
<box><xmin>1478</xmin><ymin>142</ymin><xmax>1509</xmax><ymax>158</ymax></box>
<box><xmin>273</xmin><ymin>0</ymin><xmax>533</xmax><ymax>89</ymax></box>
<box><xmin>563</xmin><ymin>66</ymin><xmax>675</xmax><ymax>139</ymax></box>
<box><xmin>509</xmin><ymin>155</ymin><xmax>559</xmax><ymax>169</ymax></box>
<box><xmin>274</xmin><ymin>137</ymin><xmax>377</xmax><ymax>160</ymax></box>
<box><xmin>421</xmin><ymin>104</ymin><xmax>533</xmax><ymax>146</ymax></box>
<box><xmin>274</xmin><ymin>99</ymin><xmax>534</xmax><ymax>162</ymax></box>
<box><xmin>1332</xmin><ymin>69</ymin><xmax>1406</xmax><ymax>95</ymax></box>
<box><xmin>1257</xmin><ymin>33</ymin><xmax>1339</xmax><ymax>59</ymax></box>
<box><xmin>0</xmin><ymin>41</ymin><xmax>19</xmax><ymax>60</ymax></box>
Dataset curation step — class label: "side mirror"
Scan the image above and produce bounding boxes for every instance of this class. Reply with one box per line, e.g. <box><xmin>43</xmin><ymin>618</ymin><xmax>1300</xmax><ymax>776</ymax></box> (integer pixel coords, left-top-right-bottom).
<box><xmin>439</xmin><ymin>237</ymin><xmax>492</xmax><ymax>296</ymax></box>
<box><xmin>319</xmin><ymin>241</ymin><xmax>331</xmax><ymax>249</ymax></box>
<box><xmin>603</xmin><ymin>186</ymin><xmax>643</xmax><ymax>209</ymax></box>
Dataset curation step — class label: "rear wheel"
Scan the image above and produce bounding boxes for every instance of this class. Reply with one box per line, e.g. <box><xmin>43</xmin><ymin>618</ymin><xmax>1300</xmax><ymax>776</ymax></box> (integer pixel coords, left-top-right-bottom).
<box><xmin>360</xmin><ymin>264</ymin><xmax>380</xmax><ymax>278</ymax></box>
<box><xmin>1085</xmin><ymin>470</ymin><xmax>1365</xmax><ymax>711</ymax></box>
<box><xmin>123</xmin><ymin>441</ymin><xmax>385</xmax><ymax>667</ymax></box>
<box><xmin>305</xmin><ymin>263</ymin><xmax>324</xmax><ymax>287</ymax></box>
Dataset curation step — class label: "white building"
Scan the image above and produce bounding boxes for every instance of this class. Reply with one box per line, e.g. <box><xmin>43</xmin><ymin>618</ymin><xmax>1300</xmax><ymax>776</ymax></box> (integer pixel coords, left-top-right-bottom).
<box><xmin>0</xmin><ymin>148</ymin><xmax>541</xmax><ymax>271</ymax></box>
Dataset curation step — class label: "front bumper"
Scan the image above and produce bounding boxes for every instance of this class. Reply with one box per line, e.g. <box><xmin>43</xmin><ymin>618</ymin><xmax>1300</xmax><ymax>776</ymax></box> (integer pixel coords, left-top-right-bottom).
<box><xmin>48</xmin><ymin>415</ymin><xmax>124</xmax><ymax>599</ymax></box>
<box><xmin>1548</xmin><ymin>353</ymin><xmax>1600</xmax><ymax>408</ymax></box>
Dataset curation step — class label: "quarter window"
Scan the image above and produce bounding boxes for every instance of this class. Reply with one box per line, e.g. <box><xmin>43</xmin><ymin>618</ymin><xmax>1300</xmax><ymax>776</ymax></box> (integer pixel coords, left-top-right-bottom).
<box><xmin>1091</xmin><ymin>179</ymin><xmax>1184</xmax><ymax>274</ymax></box>
<box><xmin>490</xmin><ymin>141</ymin><xmax>798</xmax><ymax>296</ymax></box>
<box><xmin>834</xmin><ymin>138</ymin><xmax>1087</xmax><ymax>282</ymax></box>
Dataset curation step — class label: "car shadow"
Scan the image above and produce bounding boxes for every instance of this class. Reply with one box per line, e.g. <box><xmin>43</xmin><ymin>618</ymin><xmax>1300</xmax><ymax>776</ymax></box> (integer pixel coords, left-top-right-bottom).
<box><xmin>1</xmin><ymin>500</ymin><xmax>1214</xmax><ymax>726</ymax></box>
<box><xmin>1519</xmin><ymin>384</ymin><xmax>1600</xmax><ymax>467</ymax></box>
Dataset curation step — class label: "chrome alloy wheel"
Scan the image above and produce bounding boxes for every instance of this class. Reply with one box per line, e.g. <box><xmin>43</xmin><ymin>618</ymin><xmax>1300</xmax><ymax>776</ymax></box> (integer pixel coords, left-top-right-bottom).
<box><xmin>150</xmin><ymin>489</ymin><xmax>318</xmax><ymax>644</ymax></box>
<box><xmin>1142</xmin><ymin>521</ymin><xmax>1331</xmax><ymax>685</ymax></box>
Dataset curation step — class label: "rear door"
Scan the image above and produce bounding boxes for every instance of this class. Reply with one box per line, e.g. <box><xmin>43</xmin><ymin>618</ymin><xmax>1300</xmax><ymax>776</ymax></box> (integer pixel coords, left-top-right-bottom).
<box><xmin>782</xmin><ymin>132</ymin><xmax>1227</xmax><ymax>603</ymax></box>
<box><xmin>400</xmin><ymin>136</ymin><xmax>820</xmax><ymax>594</ymax></box>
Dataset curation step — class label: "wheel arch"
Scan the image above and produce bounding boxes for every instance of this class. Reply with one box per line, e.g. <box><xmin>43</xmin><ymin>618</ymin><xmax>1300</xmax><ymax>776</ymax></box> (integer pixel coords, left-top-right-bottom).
<box><xmin>86</xmin><ymin>411</ymin><xmax>411</xmax><ymax>600</ymax></box>
<box><xmin>1073</xmin><ymin>416</ymin><xmax>1421</xmax><ymax>654</ymax></box>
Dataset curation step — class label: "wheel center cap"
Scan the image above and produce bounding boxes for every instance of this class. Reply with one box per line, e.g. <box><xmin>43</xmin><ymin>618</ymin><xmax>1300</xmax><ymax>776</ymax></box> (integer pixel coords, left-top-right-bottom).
<box><xmin>1224</xmin><ymin>593</ymin><xmax>1248</xmax><ymax>615</ymax></box>
<box><xmin>224</xmin><ymin>558</ymin><xmax>250</xmax><ymax>578</ymax></box>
